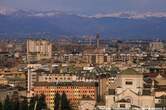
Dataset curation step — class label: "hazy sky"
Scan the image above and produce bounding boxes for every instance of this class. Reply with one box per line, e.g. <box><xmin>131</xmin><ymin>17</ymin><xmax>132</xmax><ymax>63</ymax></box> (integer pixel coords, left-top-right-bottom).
<box><xmin>1</xmin><ymin>0</ymin><xmax>166</xmax><ymax>15</ymax></box>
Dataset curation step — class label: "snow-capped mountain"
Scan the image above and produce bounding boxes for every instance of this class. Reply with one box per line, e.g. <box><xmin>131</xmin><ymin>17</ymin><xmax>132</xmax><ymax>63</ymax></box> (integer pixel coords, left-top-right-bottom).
<box><xmin>10</xmin><ymin>10</ymin><xmax>67</xmax><ymax>17</ymax></box>
<box><xmin>1</xmin><ymin>8</ymin><xmax>166</xmax><ymax>19</ymax></box>
<box><xmin>0</xmin><ymin>6</ymin><xmax>16</xmax><ymax>15</ymax></box>
<box><xmin>0</xmin><ymin>8</ymin><xmax>166</xmax><ymax>39</ymax></box>
<box><xmin>92</xmin><ymin>12</ymin><xmax>166</xmax><ymax>19</ymax></box>
<box><xmin>0</xmin><ymin>8</ymin><xmax>68</xmax><ymax>17</ymax></box>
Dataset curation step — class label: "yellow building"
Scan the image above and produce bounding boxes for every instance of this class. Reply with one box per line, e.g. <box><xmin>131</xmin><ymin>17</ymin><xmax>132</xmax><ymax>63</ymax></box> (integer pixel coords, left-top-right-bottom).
<box><xmin>33</xmin><ymin>82</ymin><xmax>98</xmax><ymax>110</ymax></box>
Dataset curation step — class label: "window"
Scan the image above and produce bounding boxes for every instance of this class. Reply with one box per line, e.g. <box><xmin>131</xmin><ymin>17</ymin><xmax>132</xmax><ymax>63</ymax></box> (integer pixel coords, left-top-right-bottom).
<box><xmin>104</xmin><ymin>56</ymin><xmax>107</xmax><ymax>62</ymax></box>
<box><xmin>120</xmin><ymin>104</ymin><xmax>126</xmax><ymax>108</ymax></box>
<box><xmin>125</xmin><ymin>81</ymin><xmax>133</xmax><ymax>85</ymax></box>
<box><xmin>91</xmin><ymin>55</ymin><xmax>96</xmax><ymax>64</ymax></box>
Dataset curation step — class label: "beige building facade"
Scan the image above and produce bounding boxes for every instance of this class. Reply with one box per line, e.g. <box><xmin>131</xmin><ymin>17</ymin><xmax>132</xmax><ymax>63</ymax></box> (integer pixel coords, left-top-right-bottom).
<box><xmin>100</xmin><ymin>68</ymin><xmax>155</xmax><ymax>110</ymax></box>
<box><xmin>27</xmin><ymin>39</ymin><xmax>52</xmax><ymax>62</ymax></box>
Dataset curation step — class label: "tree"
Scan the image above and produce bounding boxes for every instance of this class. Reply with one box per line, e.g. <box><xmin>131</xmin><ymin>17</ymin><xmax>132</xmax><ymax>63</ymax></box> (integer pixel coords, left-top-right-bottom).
<box><xmin>61</xmin><ymin>92</ymin><xmax>71</xmax><ymax>110</ymax></box>
<box><xmin>3</xmin><ymin>95</ymin><xmax>12</xmax><ymax>110</ymax></box>
<box><xmin>11</xmin><ymin>91</ymin><xmax>20</xmax><ymax>110</ymax></box>
<box><xmin>29</xmin><ymin>95</ymin><xmax>38</xmax><ymax>110</ymax></box>
<box><xmin>0</xmin><ymin>102</ymin><xmax>3</xmax><ymax>110</ymax></box>
<box><xmin>20</xmin><ymin>98</ymin><xmax>28</xmax><ymax>110</ymax></box>
<box><xmin>36</xmin><ymin>94</ymin><xmax>47</xmax><ymax>110</ymax></box>
<box><xmin>54</xmin><ymin>92</ymin><xmax>61</xmax><ymax>110</ymax></box>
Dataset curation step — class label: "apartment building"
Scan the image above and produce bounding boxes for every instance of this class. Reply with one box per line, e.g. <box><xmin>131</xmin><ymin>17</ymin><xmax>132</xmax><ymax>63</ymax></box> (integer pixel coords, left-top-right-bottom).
<box><xmin>27</xmin><ymin>39</ymin><xmax>52</xmax><ymax>62</ymax></box>
<box><xmin>33</xmin><ymin>82</ymin><xmax>98</xmax><ymax>110</ymax></box>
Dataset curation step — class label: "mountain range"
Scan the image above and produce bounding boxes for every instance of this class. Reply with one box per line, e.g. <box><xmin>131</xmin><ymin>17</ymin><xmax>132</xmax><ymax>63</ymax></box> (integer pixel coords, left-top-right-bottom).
<box><xmin>0</xmin><ymin>9</ymin><xmax>166</xmax><ymax>39</ymax></box>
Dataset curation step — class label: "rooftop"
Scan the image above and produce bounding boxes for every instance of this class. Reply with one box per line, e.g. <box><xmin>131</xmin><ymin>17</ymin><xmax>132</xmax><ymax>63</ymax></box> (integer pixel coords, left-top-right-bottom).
<box><xmin>120</xmin><ymin>68</ymin><xmax>140</xmax><ymax>75</ymax></box>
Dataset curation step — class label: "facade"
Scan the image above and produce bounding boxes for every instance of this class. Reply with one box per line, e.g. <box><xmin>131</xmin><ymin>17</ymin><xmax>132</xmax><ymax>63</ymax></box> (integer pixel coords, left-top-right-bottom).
<box><xmin>0</xmin><ymin>52</ymin><xmax>16</xmax><ymax>68</ymax></box>
<box><xmin>110</xmin><ymin>53</ymin><xmax>132</xmax><ymax>63</ymax></box>
<box><xmin>82</xmin><ymin>48</ymin><xmax>110</xmax><ymax>65</ymax></box>
<box><xmin>27</xmin><ymin>39</ymin><xmax>52</xmax><ymax>62</ymax></box>
<box><xmin>99</xmin><ymin>68</ymin><xmax>155</xmax><ymax>110</ymax></box>
<box><xmin>38</xmin><ymin>74</ymin><xmax>77</xmax><ymax>82</ymax></box>
<box><xmin>0</xmin><ymin>77</ymin><xmax>8</xmax><ymax>85</ymax></box>
<box><xmin>78</xmin><ymin>98</ymin><xmax>96</xmax><ymax>110</ymax></box>
<box><xmin>155</xmin><ymin>90</ymin><xmax>166</xmax><ymax>108</ymax></box>
<box><xmin>32</xmin><ymin>82</ymin><xmax>98</xmax><ymax>110</ymax></box>
<box><xmin>149</xmin><ymin>41</ymin><xmax>164</xmax><ymax>52</ymax></box>
<box><xmin>154</xmin><ymin>74</ymin><xmax>166</xmax><ymax>108</ymax></box>
<box><xmin>0</xmin><ymin>85</ymin><xmax>26</xmax><ymax>102</ymax></box>
<box><xmin>0</xmin><ymin>69</ymin><xmax>26</xmax><ymax>79</ymax></box>
<box><xmin>82</xmin><ymin>53</ymin><xmax>110</xmax><ymax>65</ymax></box>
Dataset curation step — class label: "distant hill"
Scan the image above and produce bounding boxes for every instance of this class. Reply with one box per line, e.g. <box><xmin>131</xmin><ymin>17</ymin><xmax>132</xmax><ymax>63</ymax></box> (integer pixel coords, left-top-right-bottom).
<box><xmin>0</xmin><ymin>10</ymin><xmax>166</xmax><ymax>39</ymax></box>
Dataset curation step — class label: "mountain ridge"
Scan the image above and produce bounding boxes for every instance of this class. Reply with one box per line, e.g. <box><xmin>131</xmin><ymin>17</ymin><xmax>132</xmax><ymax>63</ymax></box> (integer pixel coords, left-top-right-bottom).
<box><xmin>0</xmin><ymin>9</ymin><xmax>166</xmax><ymax>39</ymax></box>
<box><xmin>1</xmin><ymin>8</ymin><xmax>166</xmax><ymax>19</ymax></box>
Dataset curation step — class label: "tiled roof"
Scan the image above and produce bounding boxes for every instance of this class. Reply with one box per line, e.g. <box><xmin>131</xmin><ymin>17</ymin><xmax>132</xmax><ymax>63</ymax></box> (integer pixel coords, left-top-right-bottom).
<box><xmin>120</xmin><ymin>68</ymin><xmax>140</xmax><ymax>75</ymax></box>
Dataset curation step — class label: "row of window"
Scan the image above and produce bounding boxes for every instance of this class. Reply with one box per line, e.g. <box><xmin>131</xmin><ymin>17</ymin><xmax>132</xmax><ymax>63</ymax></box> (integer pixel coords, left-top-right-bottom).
<box><xmin>44</xmin><ymin>77</ymin><xmax>71</xmax><ymax>80</ymax></box>
<box><xmin>51</xmin><ymin>90</ymin><xmax>94</xmax><ymax>93</ymax></box>
<box><xmin>46</xmin><ymin>95</ymin><xmax>95</xmax><ymax>101</ymax></box>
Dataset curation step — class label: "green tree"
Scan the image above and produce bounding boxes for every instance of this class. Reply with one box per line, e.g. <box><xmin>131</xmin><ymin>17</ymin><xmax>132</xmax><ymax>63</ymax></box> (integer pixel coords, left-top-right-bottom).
<box><xmin>3</xmin><ymin>95</ymin><xmax>12</xmax><ymax>110</ymax></box>
<box><xmin>36</xmin><ymin>94</ymin><xmax>47</xmax><ymax>110</ymax></box>
<box><xmin>20</xmin><ymin>98</ymin><xmax>28</xmax><ymax>110</ymax></box>
<box><xmin>0</xmin><ymin>102</ymin><xmax>3</xmax><ymax>110</ymax></box>
<box><xmin>11</xmin><ymin>91</ymin><xmax>19</xmax><ymax>110</ymax></box>
<box><xmin>54</xmin><ymin>92</ymin><xmax>61</xmax><ymax>110</ymax></box>
<box><xmin>29</xmin><ymin>95</ymin><xmax>38</xmax><ymax>110</ymax></box>
<box><xmin>61</xmin><ymin>92</ymin><xmax>71</xmax><ymax>110</ymax></box>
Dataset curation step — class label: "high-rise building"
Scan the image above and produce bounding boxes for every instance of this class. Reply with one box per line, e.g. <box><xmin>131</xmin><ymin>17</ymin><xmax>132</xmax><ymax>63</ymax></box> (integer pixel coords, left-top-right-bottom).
<box><xmin>27</xmin><ymin>39</ymin><xmax>52</xmax><ymax>62</ymax></box>
<box><xmin>149</xmin><ymin>41</ymin><xmax>164</xmax><ymax>52</ymax></box>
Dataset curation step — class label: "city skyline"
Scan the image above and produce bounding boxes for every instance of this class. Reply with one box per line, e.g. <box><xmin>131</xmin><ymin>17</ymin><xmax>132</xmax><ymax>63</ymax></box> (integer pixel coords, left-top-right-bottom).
<box><xmin>0</xmin><ymin>1</ymin><xmax>165</xmax><ymax>110</ymax></box>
